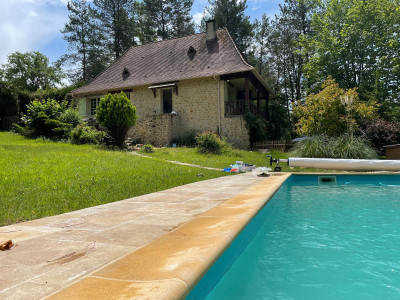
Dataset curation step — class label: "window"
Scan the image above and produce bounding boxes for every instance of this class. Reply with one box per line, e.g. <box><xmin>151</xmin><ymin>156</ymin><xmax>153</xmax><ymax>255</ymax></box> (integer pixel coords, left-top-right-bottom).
<box><xmin>90</xmin><ymin>98</ymin><xmax>100</xmax><ymax>115</ymax></box>
<box><xmin>162</xmin><ymin>89</ymin><xmax>172</xmax><ymax>113</ymax></box>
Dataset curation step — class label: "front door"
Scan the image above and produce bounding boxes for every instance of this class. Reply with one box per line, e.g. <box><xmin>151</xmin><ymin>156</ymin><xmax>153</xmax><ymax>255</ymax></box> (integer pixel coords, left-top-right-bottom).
<box><xmin>163</xmin><ymin>89</ymin><xmax>172</xmax><ymax>113</ymax></box>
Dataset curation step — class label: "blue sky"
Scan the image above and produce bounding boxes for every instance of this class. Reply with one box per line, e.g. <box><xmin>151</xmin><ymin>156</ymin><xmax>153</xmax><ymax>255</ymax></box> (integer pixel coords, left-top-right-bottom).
<box><xmin>0</xmin><ymin>0</ymin><xmax>283</xmax><ymax>65</ymax></box>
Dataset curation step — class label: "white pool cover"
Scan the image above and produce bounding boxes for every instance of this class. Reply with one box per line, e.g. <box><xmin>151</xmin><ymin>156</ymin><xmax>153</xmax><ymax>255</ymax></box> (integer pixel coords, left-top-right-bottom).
<box><xmin>288</xmin><ymin>157</ymin><xmax>400</xmax><ymax>171</ymax></box>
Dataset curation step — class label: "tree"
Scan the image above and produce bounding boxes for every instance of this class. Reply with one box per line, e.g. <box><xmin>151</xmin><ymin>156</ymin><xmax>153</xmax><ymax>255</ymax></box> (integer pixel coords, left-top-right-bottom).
<box><xmin>293</xmin><ymin>77</ymin><xmax>379</xmax><ymax>137</ymax></box>
<box><xmin>60</xmin><ymin>0</ymin><xmax>109</xmax><ymax>82</ymax></box>
<box><xmin>93</xmin><ymin>0</ymin><xmax>137</xmax><ymax>59</ymax></box>
<box><xmin>2</xmin><ymin>52</ymin><xmax>62</xmax><ymax>92</ymax></box>
<box><xmin>203</xmin><ymin>0</ymin><xmax>253</xmax><ymax>53</ymax></box>
<box><xmin>303</xmin><ymin>0</ymin><xmax>400</xmax><ymax>106</ymax></box>
<box><xmin>96</xmin><ymin>92</ymin><xmax>137</xmax><ymax>147</ymax></box>
<box><xmin>140</xmin><ymin>0</ymin><xmax>194</xmax><ymax>42</ymax></box>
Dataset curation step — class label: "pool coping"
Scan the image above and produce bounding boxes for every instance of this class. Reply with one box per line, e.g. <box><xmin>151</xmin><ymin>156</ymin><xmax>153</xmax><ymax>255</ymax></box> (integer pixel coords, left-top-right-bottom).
<box><xmin>47</xmin><ymin>173</ymin><xmax>291</xmax><ymax>299</ymax></box>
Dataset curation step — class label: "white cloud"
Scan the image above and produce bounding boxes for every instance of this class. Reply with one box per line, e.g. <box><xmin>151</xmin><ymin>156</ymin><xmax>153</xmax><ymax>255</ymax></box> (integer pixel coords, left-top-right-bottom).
<box><xmin>192</xmin><ymin>12</ymin><xmax>203</xmax><ymax>27</ymax></box>
<box><xmin>0</xmin><ymin>0</ymin><xmax>68</xmax><ymax>64</ymax></box>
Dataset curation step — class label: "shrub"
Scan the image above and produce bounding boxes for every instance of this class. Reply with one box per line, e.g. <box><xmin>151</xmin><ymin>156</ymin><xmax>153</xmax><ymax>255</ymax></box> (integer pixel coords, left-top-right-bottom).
<box><xmin>196</xmin><ymin>131</ymin><xmax>231</xmax><ymax>154</ymax></box>
<box><xmin>360</xmin><ymin>119</ymin><xmax>400</xmax><ymax>154</ymax></box>
<box><xmin>292</xmin><ymin>135</ymin><xmax>378</xmax><ymax>159</ymax></box>
<box><xmin>143</xmin><ymin>144</ymin><xmax>154</xmax><ymax>153</ymax></box>
<box><xmin>0</xmin><ymin>81</ymin><xmax>18</xmax><ymax>130</ymax></box>
<box><xmin>59</xmin><ymin>108</ymin><xmax>82</xmax><ymax>127</ymax></box>
<box><xmin>96</xmin><ymin>92</ymin><xmax>137</xmax><ymax>147</ymax></box>
<box><xmin>21</xmin><ymin>99</ymin><xmax>71</xmax><ymax>138</ymax></box>
<box><xmin>70</xmin><ymin>124</ymin><xmax>104</xmax><ymax>145</ymax></box>
<box><xmin>172</xmin><ymin>130</ymin><xmax>198</xmax><ymax>147</ymax></box>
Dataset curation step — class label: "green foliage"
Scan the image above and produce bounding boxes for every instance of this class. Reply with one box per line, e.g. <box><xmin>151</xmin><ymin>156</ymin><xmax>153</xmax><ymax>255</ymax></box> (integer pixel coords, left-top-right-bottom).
<box><xmin>0</xmin><ymin>81</ymin><xmax>18</xmax><ymax>129</ymax></box>
<box><xmin>294</xmin><ymin>77</ymin><xmax>379</xmax><ymax>137</ymax></box>
<box><xmin>96</xmin><ymin>92</ymin><xmax>137</xmax><ymax>147</ymax></box>
<box><xmin>143</xmin><ymin>144</ymin><xmax>155</xmax><ymax>153</ymax></box>
<box><xmin>196</xmin><ymin>131</ymin><xmax>231</xmax><ymax>154</ymax></box>
<box><xmin>2</xmin><ymin>51</ymin><xmax>62</xmax><ymax>92</ymax></box>
<box><xmin>141</xmin><ymin>0</ymin><xmax>195</xmax><ymax>42</ymax></box>
<box><xmin>70</xmin><ymin>124</ymin><xmax>105</xmax><ymax>145</ymax></box>
<box><xmin>303</xmin><ymin>0</ymin><xmax>400</xmax><ymax>104</ymax></box>
<box><xmin>204</xmin><ymin>0</ymin><xmax>253</xmax><ymax>53</ymax></box>
<box><xmin>243</xmin><ymin>108</ymin><xmax>266</xmax><ymax>148</ymax></box>
<box><xmin>19</xmin><ymin>99</ymin><xmax>88</xmax><ymax>140</ymax></box>
<box><xmin>60</xmin><ymin>0</ymin><xmax>109</xmax><ymax>82</ymax></box>
<box><xmin>172</xmin><ymin>130</ymin><xmax>198</xmax><ymax>147</ymax></box>
<box><xmin>59</xmin><ymin>108</ymin><xmax>83</xmax><ymax>127</ymax></box>
<box><xmin>292</xmin><ymin>135</ymin><xmax>378</xmax><ymax>159</ymax></box>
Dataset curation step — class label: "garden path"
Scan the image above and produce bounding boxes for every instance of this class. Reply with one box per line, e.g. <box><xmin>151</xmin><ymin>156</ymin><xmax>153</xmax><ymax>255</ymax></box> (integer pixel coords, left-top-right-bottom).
<box><xmin>130</xmin><ymin>151</ymin><xmax>222</xmax><ymax>171</ymax></box>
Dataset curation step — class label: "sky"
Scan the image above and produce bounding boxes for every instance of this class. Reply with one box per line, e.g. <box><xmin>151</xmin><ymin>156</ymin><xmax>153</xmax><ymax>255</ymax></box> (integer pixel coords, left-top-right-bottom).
<box><xmin>0</xmin><ymin>0</ymin><xmax>283</xmax><ymax>65</ymax></box>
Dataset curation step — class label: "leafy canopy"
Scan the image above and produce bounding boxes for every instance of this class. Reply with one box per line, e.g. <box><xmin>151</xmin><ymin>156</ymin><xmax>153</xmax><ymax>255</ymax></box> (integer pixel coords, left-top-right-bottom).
<box><xmin>293</xmin><ymin>77</ymin><xmax>379</xmax><ymax>137</ymax></box>
<box><xmin>2</xmin><ymin>51</ymin><xmax>62</xmax><ymax>92</ymax></box>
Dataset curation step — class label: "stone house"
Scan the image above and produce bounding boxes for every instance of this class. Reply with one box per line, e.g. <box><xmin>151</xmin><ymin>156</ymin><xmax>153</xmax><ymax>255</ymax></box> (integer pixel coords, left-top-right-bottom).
<box><xmin>71</xmin><ymin>21</ymin><xmax>272</xmax><ymax>149</ymax></box>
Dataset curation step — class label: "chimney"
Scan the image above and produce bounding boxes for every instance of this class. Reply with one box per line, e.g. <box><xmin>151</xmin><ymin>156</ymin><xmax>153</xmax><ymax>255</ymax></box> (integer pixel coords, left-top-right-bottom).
<box><xmin>206</xmin><ymin>20</ymin><xmax>217</xmax><ymax>41</ymax></box>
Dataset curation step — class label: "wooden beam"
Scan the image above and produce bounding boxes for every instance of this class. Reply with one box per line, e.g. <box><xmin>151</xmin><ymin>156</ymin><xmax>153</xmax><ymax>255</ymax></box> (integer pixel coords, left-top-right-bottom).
<box><xmin>151</xmin><ymin>88</ymin><xmax>156</xmax><ymax>98</ymax></box>
<box><xmin>220</xmin><ymin>71</ymin><xmax>250</xmax><ymax>81</ymax></box>
<box><xmin>245</xmin><ymin>77</ymin><xmax>249</xmax><ymax>107</ymax></box>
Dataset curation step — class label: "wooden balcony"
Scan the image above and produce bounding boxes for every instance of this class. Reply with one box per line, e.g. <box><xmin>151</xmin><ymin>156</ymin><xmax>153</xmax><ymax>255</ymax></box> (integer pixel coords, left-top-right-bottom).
<box><xmin>225</xmin><ymin>99</ymin><xmax>268</xmax><ymax>120</ymax></box>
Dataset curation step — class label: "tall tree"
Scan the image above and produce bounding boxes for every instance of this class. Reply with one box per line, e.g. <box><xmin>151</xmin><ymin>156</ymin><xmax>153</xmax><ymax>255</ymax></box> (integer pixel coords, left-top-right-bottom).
<box><xmin>203</xmin><ymin>0</ymin><xmax>253</xmax><ymax>53</ymax></box>
<box><xmin>304</xmin><ymin>0</ymin><xmax>400</xmax><ymax>109</ymax></box>
<box><xmin>60</xmin><ymin>0</ymin><xmax>108</xmax><ymax>82</ymax></box>
<box><xmin>2</xmin><ymin>52</ymin><xmax>62</xmax><ymax>92</ymax></box>
<box><xmin>93</xmin><ymin>0</ymin><xmax>137</xmax><ymax>59</ymax></box>
<box><xmin>140</xmin><ymin>0</ymin><xmax>194</xmax><ymax>42</ymax></box>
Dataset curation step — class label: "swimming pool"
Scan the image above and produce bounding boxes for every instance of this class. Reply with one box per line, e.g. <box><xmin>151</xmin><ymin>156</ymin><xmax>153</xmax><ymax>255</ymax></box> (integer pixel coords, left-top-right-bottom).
<box><xmin>187</xmin><ymin>175</ymin><xmax>400</xmax><ymax>299</ymax></box>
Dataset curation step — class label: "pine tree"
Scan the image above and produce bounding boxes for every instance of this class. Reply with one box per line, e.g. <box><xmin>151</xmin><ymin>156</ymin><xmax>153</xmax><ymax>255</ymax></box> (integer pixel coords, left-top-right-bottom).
<box><xmin>141</xmin><ymin>0</ymin><xmax>194</xmax><ymax>42</ymax></box>
<box><xmin>203</xmin><ymin>0</ymin><xmax>253</xmax><ymax>53</ymax></box>
<box><xmin>93</xmin><ymin>0</ymin><xmax>137</xmax><ymax>59</ymax></box>
<box><xmin>60</xmin><ymin>0</ymin><xmax>107</xmax><ymax>82</ymax></box>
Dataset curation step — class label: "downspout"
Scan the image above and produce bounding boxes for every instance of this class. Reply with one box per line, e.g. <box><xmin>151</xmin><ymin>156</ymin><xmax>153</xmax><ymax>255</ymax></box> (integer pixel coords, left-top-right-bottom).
<box><xmin>213</xmin><ymin>75</ymin><xmax>221</xmax><ymax>135</ymax></box>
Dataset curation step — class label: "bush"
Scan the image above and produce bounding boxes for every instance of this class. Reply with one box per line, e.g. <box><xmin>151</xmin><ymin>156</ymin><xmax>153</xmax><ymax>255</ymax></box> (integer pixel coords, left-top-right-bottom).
<box><xmin>292</xmin><ymin>135</ymin><xmax>378</xmax><ymax>159</ymax></box>
<box><xmin>21</xmin><ymin>99</ymin><xmax>71</xmax><ymax>138</ymax></box>
<box><xmin>196</xmin><ymin>131</ymin><xmax>231</xmax><ymax>154</ymax></box>
<box><xmin>143</xmin><ymin>144</ymin><xmax>154</xmax><ymax>153</ymax></box>
<box><xmin>96</xmin><ymin>92</ymin><xmax>137</xmax><ymax>147</ymax></box>
<box><xmin>172</xmin><ymin>130</ymin><xmax>198</xmax><ymax>147</ymax></box>
<box><xmin>59</xmin><ymin>108</ymin><xmax>82</xmax><ymax>127</ymax></box>
<box><xmin>70</xmin><ymin>124</ymin><xmax>104</xmax><ymax>145</ymax></box>
<box><xmin>360</xmin><ymin>119</ymin><xmax>400</xmax><ymax>155</ymax></box>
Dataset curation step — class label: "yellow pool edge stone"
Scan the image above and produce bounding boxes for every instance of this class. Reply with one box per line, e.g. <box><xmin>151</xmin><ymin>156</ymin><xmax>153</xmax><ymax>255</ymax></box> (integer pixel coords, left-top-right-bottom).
<box><xmin>47</xmin><ymin>173</ymin><xmax>291</xmax><ymax>300</ymax></box>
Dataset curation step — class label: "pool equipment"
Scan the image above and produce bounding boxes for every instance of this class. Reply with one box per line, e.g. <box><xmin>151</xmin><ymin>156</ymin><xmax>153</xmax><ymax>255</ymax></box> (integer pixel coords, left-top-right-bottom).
<box><xmin>288</xmin><ymin>157</ymin><xmax>400</xmax><ymax>171</ymax></box>
<box><xmin>266</xmin><ymin>155</ymin><xmax>284</xmax><ymax>172</ymax></box>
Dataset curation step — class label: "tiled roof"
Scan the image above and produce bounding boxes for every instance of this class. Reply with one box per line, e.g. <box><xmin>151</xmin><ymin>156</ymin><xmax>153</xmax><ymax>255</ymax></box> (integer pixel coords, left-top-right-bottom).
<box><xmin>70</xmin><ymin>28</ymin><xmax>256</xmax><ymax>96</ymax></box>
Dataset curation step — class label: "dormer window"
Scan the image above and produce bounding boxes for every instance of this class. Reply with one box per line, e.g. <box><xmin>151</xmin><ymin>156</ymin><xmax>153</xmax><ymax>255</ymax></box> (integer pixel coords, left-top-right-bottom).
<box><xmin>122</xmin><ymin>68</ymin><xmax>130</xmax><ymax>80</ymax></box>
<box><xmin>188</xmin><ymin>46</ymin><xmax>196</xmax><ymax>59</ymax></box>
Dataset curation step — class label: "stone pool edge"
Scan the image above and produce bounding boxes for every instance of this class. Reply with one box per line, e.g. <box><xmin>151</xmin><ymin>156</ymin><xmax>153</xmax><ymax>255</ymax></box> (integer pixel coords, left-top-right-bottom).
<box><xmin>46</xmin><ymin>174</ymin><xmax>291</xmax><ymax>300</ymax></box>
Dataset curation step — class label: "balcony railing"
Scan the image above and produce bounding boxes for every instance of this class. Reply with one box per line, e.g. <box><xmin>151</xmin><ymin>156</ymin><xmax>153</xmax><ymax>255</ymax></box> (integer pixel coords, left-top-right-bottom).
<box><xmin>225</xmin><ymin>99</ymin><xmax>268</xmax><ymax>120</ymax></box>
<box><xmin>225</xmin><ymin>99</ymin><xmax>246</xmax><ymax>116</ymax></box>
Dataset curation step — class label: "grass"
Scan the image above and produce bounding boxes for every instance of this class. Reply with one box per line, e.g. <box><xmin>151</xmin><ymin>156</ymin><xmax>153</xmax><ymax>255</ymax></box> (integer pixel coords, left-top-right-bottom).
<box><xmin>0</xmin><ymin>132</ymin><xmax>230</xmax><ymax>226</ymax></box>
<box><xmin>139</xmin><ymin>147</ymin><xmax>337</xmax><ymax>173</ymax></box>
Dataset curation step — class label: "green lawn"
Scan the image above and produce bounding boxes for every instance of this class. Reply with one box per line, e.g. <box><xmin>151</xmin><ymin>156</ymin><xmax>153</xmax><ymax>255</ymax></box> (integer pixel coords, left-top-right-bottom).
<box><xmin>139</xmin><ymin>147</ymin><xmax>336</xmax><ymax>173</ymax></box>
<box><xmin>0</xmin><ymin>132</ymin><xmax>230</xmax><ymax>226</ymax></box>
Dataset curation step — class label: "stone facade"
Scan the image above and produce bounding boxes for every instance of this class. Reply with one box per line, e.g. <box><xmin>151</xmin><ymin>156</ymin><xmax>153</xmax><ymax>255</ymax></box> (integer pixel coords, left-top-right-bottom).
<box><xmin>79</xmin><ymin>77</ymin><xmax>251</xmax><ymax>149</ymax></box>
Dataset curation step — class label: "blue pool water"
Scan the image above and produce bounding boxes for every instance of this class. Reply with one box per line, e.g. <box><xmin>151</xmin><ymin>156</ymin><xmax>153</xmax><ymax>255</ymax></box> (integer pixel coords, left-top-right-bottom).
<box><xmin>188</xmin><ymin>175</ymin><xmax>400</xmax><ymax>299</ymax></box>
